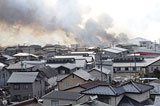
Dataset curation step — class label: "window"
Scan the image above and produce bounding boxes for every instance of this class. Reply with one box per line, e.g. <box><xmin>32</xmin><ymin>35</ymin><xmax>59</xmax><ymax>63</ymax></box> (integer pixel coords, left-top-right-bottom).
<box><xmin>15</xmin><ymin>95</ymin><xmax>21</xmax><ymax>101</ymax></box>
<box><xmin>23</xmin><ymin>84</ymin><xmax>29</xmax><ymax>89</ymax></box>
<box><xmin>13</xmin><ymin>84</ymin><xmax>20</xmax><ymax>90</ymax></box>
<box><xmin>125</xmin><ymin>67</ymin><xmax>129</xmax><ymax>71</ymax></box>
<box><xmin>51</xmin><ymin>100</ymin><xmax>59</xmax><ymax>106</ymax></box>
<box><xmin>62</xmin><ymin>82</ymin><xmax>69</xmax><ymax>87</ymax></box>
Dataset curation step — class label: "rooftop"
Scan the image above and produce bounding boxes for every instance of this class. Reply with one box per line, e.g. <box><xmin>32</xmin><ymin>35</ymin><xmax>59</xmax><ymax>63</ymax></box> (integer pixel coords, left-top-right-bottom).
<box><xmin>7</xmin><ymin>72</ymin><xmax>39</xmax><ymax>83</ymax></box>
<box><xmin>42</xmin><ymin>90</ymin><xmax>82</xmax><ymax>101</ymax></box>
<box><xmin>81</xmin><ymin>80</ymin><xmax>154</xmax><ymax>96</ymax></box>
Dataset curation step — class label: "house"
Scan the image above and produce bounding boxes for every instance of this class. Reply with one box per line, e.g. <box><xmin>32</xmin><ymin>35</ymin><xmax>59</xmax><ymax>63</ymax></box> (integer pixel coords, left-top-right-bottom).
<box><xmin>113</xmin><ymin>56</ymin><xmax>160</xmax><ymax>78</ymax></box>
<box><xmin>0</xmin><ymin>63</ymin><xmax>10</xmax><ymax>87</ymax></box>
<box><xmin>47</xmin><ymin>58</ymin><xmax>87</xmax><ymax>70</ymax></box>
<box><xmin>81</xmin><ymin>80</ymin><xmax>154</xmax><ymax>106</ymax></box>
<box><xmin>42</xmin><ymin>90</ymin><xmax>88</xmax><ymax>106</ymax></box>
<box><xmin>148</xmin><ymin>79</ymin><xmax>160</xmax><ymax>99</ymax></box>
<box><xmin>7</xmin><ymin>72</ymin><xmax>46</xmax><ymax>102</ymax></box>
<box><xmin>13</xmin><ymin>53</ymin><xmax>39</xmax><ymax>61</ymax></box>
<box><xmin>64</xmin><ymin>80</ymin><xmax>108</xmax><ymax>92</ymax></box>
<box><xmin>2</xmin><ymin>54</ymin><xmax>16</xmax><ymax>64</ymax></box>
<box><xmin>88</xmin><ymin>67</ymin><xmax>112</xmax><ymax>82</ymax></box>
<box><xmin>57</xmin><ymin>69</ymin><xmax>94</xmax><ymax>90</ymax></box>
<box><xmin>11</xmin><ymin>98</ymin><xmax>44</xmax><ymax>106</ymax></box>
<box><xmin>75</xmin><ymin>99</ymin><xmax>111</xmax><ymax>106</ymax></box>
<box><xmin>54</xmin><ymin>63</ymin><xmax>77</xmax><ymax>75</ymax></box>
<box><xmin>103</xmin><ymin>47</ymin><xmax>128</xmax><ymax>58</ymax></box>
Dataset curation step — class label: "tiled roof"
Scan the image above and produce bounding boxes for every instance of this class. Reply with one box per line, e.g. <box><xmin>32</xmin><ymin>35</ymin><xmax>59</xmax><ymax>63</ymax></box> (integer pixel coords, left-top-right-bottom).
<box><xmin>73</xmin><ymin>69</ymin><xmax>95</xmax><ymax>81</ymax></box>
<box><xmin>75</xmin><ymin>100</ymin><xmax>111</xmax><ymax>106</ymax></box>
<box><xmin>81</xmin><ymin>85</ymin><xmax>124</xmax><ymax>96</ymax></box>
<box><xmin>81</xmin><ymin>80</ymin><xmax>154</xmax><ymax>96</ymax></box>
<box><xmin>12</xmin><ymin>98</ymin><xmax>44</xmax><ymax>106</ymax></box>
<box><xmin>118</xmin><ymin>96</ymin><xmax>144</xmax><ymax>106</ymax></box>
<box><xmin>42</xmin><ymin>90</ymin><xmax>82</xmax><ymax>101</ymax></box>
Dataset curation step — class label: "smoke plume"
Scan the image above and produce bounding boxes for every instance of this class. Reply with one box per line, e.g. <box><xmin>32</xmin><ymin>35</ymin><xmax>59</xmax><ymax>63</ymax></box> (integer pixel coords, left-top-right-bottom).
<box><xmin>0</xmin><ymin>0</ymin><xmax>129</xmax><ymax>46</ymax></box>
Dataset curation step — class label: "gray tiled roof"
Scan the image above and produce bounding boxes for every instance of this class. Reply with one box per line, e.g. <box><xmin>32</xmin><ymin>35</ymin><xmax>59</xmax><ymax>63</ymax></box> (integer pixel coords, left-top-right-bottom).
<box><xmin>73</xmin><ymin>69</ymin><xmax>95</xmax><ymax>81</ymax></box>
<box><xmin>42</xmin><ymin>90</ymin><xmax>82</xmax><ymax>101</ymax></box>
<box><xmin>118</xmin><ymin>96</ymin><xmax>144</xmax><ymax>106</ymax></box>
<box><xmin>75</xmin><ymin>100</ymin><xmax>111</xmax><ymax>106</ymax></box>
<box><xmin>119</xmin><ymin>81</ymin><xmax>154</xmax><ymax>93</ymax></box>
<box><xmin>81</xmin><ymin>81</ymin><xmax>154</xmax><ymax>96</ymax></box>
<box><xmin>81</xmin><ymin>85</ymin><xmax>125</xmax><ymax>96</ymax></box>
<box><xmin>7</xmin><ymin>72</ymin><xmax>39</xmax><ymax>83</ymax></box>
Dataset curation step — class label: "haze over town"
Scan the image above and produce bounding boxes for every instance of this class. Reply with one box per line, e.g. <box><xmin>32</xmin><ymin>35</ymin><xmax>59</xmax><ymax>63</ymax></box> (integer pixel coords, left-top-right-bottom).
<box><xmin>0</xmin><ymin>0</ymin><xmax>160</xmax><ymax>46</ymax></box>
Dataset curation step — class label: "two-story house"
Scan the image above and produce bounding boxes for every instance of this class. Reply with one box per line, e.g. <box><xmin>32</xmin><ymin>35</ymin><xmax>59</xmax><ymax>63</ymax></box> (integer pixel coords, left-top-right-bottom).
<box><xmin>81</xmin><ymin>80</ymin><xmax>154</xmax><ymax>106</ymax></box>
<box><xmin>57</xmin><ymin>69</ymin><xmax>95</xmax><ymax>91</ymax></box>
<box><xmin>7</xmin><ymin>72</ymin><xmax>46</xmax><ymax>102</ymax></box>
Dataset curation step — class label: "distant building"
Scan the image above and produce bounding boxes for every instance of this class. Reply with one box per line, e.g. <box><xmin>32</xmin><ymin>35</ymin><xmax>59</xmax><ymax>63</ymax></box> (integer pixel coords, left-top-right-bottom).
<box><xmin>103</xmin><ymin>47</ymin><xmax>128</xmax><ymax>58</ymax></box>
<box><xmin>13</xmin><ymin>53</ymin><xmax>39</xmax><ymax>61</ymax></box>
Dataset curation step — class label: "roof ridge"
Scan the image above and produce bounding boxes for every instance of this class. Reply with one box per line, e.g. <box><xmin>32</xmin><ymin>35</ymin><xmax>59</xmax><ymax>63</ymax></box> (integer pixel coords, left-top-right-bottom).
<box><xmin>131</xmin><ymin>81</ymin><xmax>142</xmax><ymax>93</ymax></box>
<box><xmin>109</xmin><ymin>85</ymin><xmax>117</xmax><ymax>95</ymax></box>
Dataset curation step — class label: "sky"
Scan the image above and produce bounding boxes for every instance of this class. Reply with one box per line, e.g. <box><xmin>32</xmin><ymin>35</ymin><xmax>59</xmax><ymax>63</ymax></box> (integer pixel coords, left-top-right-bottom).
<box><xmin>0</xmin><ymin>0</ymin><xmax>160</xmax><ymax>46</ymax></box>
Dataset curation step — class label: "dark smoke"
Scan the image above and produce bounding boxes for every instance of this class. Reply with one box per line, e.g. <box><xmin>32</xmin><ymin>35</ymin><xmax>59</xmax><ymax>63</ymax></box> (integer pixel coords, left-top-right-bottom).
<box><xmin>0</xmin><ymin>0</ymin><xmax>129</xmax><ymax>46</ymax></box>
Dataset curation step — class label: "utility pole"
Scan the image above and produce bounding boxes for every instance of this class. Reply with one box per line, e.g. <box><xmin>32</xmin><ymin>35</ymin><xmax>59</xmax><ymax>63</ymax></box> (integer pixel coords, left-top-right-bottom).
<box><xmin>134</xmin><ymin>53</ymin><xmax>137</xmax><ymax>81</ymax></box>
<box><xmin>100</xmin><ymin>51</ymin><xmax>103</xmax><ymax>81</ymax></box>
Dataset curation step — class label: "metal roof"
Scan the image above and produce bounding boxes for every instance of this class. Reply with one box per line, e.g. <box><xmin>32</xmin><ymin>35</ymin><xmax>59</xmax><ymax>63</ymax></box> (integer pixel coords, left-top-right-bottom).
<box><xmin>7</xmin><ymin>72</ymin><xmax>39</xmax><ymax>83</ymax></box>
<box><xmin>113</xmin><ymin>56</ymin><xmax>160</xmax><ymax>67</ymax></box>
<box><xmin>54</xmin><ymin>55</ymin><xmax>93</xmax><ymax>62</ymax></box>
<box><xmin>103</xmin><ymin>48</ymin><xmax>122</xmax><ymax>54</ymax></box>
<box><xmin>6</xmin><ymin>62</ymin><xmax>34</xmax><ymax>70</ymax></box>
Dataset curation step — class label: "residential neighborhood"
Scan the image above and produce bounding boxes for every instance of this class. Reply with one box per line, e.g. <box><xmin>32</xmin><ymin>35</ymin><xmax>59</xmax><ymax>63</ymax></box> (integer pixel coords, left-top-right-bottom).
<box><xmin>0</xmin><ymin>41</ymin><xmax>160</xmax><ymax>106</ymax></box>
<box><xmin>1</xmin><ymin>0</ymin><xmax>160</xmax><ymax>106</ymax></box>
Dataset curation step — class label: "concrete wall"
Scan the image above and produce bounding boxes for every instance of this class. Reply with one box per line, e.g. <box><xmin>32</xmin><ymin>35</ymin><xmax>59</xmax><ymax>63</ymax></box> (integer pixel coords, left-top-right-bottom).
<box><xmin>125</xmin><ymin>91</ymin><xmax>150</xmax><ymax>102</ymax></box>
